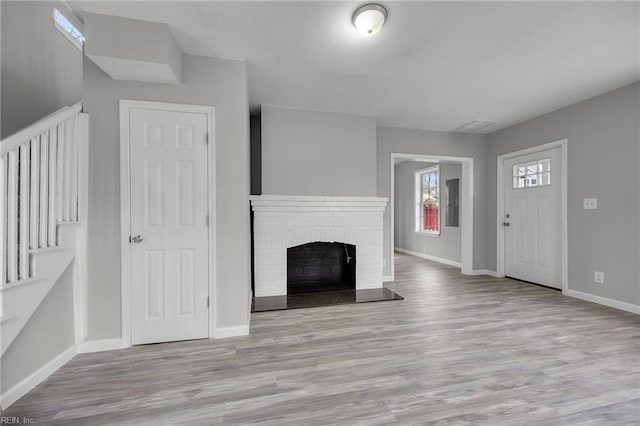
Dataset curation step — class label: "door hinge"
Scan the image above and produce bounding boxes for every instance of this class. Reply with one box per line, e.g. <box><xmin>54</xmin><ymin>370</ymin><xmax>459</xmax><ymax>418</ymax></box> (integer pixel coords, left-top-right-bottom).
<box><xmin>205</xmin><ymin>133</ymin><xmax>209</xmax><ymax>144</ymax></box>
<box><xmin>206</xmin><ymin>214</ymin><xmax>209</xmax><ymax>226</ymax></box>
<box><xmin>206</xmin><ymin>296</ymin><xmax>210</xmax><ymax>307</ymax></box>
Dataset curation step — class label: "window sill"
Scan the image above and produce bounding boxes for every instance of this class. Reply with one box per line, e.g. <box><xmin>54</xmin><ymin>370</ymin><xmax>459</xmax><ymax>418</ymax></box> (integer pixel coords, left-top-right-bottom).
<box><xmin>415</xmin><ymin>231</ymin><xmax>440</xmax><ymax>237</ymax></box>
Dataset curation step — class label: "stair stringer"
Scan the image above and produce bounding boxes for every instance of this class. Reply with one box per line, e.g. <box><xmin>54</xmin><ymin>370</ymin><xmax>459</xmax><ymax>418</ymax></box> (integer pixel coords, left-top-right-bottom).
<box><xmin>1</xmin><ymin>223</ymin><xmax>79</xmax><ymax>356</ymax></box>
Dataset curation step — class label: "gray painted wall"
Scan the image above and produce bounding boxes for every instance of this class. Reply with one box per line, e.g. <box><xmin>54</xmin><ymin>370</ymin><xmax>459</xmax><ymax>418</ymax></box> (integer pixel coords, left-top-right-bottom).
<box><xmin>261</xmin><ymin>106</ymin><xmax>377</xmax><ymax>196</ymax></box>
<box><xmin>1</xmin><ymin>1</ymin><xmax>82</xmax><ymax>138</ymax></box>
<box><xmin>487</xmin><ymin>82</ymin><xmax>640</xmax><ymax>305</ymax></box>
<box><xmin>378</xmin><ymin>127</ymin><xmax>489</xmax><ymax>277</ymax></box>
<box><xmin>83</xmin><ymin>53</ymin><xmax>251</xmax><ymax>339</ymax></box>
<box><xmin>1</xmin><ymin>264</ymin><xmax>75</xmax><ymax>393</ymax></box>
<box><xmin>394</xmin><ymin>161</ymin><xmax>462</xmax><ymax>263</ymax></box>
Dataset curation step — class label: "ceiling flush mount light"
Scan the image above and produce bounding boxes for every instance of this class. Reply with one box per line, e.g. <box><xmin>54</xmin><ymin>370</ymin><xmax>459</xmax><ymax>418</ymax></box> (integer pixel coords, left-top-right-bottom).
<box><xmin>352</xmin><ymin>3</ymin><xmax>388</xmax><ymax>36</ymax></box>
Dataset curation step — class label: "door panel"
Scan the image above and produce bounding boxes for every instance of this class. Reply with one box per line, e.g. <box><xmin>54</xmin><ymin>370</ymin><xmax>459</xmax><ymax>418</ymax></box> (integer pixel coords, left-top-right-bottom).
<box><xmin>513</xmin><ymin>196</ymin><xmax>528</xmax><ymax>265</ymax></box>
<box><xmin>144</xmin><ymin>160</ymin><xmax>164</xmax><ymax>226</ymax></box>
<box><xmin>145</xmin><ymin>249</ymin><xmax>165</xmax><ymax>319</ymax></box>
<box><xmin>176</xmin><ymin>161</ymin><xmax>195</xmax><ymax>227</ymax></box>
<box><xmin>536</xmin><ymin>195</ymin><xmax>551</xmax><ymax>268</ymax></box>
<box><xmin>504</xmin><ymin>147</ymin><xmax>562</xmax><ymax>289</ymax></box>
<box><xmin>177</xmin><ymin>249</ymin><xmax>196</xmax><ymax>317</ymax></box>
<box><xmin>130</xmin><ymin>108</ymin><xmax>209</xmax><ymax>345</ymax></box>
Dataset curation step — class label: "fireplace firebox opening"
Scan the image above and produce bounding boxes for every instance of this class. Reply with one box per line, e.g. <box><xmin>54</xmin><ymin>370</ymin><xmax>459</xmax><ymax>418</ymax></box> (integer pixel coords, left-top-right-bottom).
<box><xmin>287</xmin><ymin>242</ymin><xmax>356</xmax><ymax>294</ymax></box>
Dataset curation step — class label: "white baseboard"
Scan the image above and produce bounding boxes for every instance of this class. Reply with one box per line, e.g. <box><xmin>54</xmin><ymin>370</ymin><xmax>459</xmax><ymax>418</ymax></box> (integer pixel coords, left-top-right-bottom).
<box><xmin>78</xmin><ymin>338</ymin><xmax>125</xmax><ymax>354</ymax></box>
<box><xmin>394</xmin><ymin>247</ymin><xmax>462</xmax><ymax>269</ymax></box>
<box><xmin>564</xmin><ymin>289</ymin><xmax>640</xmax><ymax>315</ymax></box>
<box><xmin>1</xmin><ymin>345</ymin><xmax>77</xmax><ymax>410</ymax></box>
<box><xmin>383</xmin><ymin>275</ymin><xmax>393</xmax><ymax>282</ymax></box>
<box><xmin>466</xmin><ymin>269</ymin><xmax>501</xmax><ymax>278</ymax></box>
<box><xmin>213</xmin><ymin>325</ymin><xmax>250</xmax><ymax>338</ymax></box>
<box><xmin>247</xmin><ymin>291</ymin><xmax>253</xmax><ymax>328</ymax></box>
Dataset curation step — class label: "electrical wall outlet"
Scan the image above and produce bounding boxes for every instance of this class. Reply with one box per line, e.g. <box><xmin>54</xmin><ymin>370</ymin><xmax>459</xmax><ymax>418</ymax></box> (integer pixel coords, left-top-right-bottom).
<box><xmin>594</xmin><ymin>271</ymin><xmax>605</xmax><ymax>284</ymax></box>
<box><xmin>583</xmin><ymin>198</ymin><xmax>598</xmax><ymax>210</ymax></box>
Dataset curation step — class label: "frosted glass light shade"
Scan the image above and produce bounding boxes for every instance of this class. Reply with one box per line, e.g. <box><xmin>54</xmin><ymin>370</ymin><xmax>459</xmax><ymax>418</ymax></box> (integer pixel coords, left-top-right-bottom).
<box><xmin>352</xmin><ymin>4</ymin><xmax>387</xmax><ymax>36</ymax></box>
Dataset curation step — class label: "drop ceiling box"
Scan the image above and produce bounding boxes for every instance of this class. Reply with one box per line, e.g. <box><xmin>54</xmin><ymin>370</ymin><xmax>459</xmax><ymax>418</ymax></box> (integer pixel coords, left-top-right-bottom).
<box><xmin>84</xmin><ymin>12</ymin><xmax>182</xmax><ymax>85</ymax></box>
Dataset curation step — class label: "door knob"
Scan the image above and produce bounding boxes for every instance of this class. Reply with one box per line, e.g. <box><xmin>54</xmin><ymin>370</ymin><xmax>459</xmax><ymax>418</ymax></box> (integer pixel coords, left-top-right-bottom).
<box><xmin>502</xmin><ymin>222</ymin><xmax>510</xmax><ymax>227</ymax></box>
<box><xmin>130</xmin><ymin>235</ymin><xmax>144</xmax><ymax>243</ymax></box>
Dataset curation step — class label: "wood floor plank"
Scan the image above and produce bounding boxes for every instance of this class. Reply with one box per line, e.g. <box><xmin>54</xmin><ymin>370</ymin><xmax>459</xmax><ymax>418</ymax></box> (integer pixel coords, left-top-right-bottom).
<box><xmin>4</xmin><ymin>252</ymin><xmax>639</xmax><ymax>424</ymax></box>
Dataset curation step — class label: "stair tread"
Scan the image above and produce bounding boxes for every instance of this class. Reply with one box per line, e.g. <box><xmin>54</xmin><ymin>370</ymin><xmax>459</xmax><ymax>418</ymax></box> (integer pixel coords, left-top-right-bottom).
<box><xmin>29</xmin><ymin>245</ymin><xmax>67</xmax><ymax>254</ymax></box>
<box><xmin>1</xmin><ymin>276</ymin><xmax>43</xmax><ymax>291</ymax></box>
<box><xmin>57</xmin><ymin>221</ymin><xmax>81</xmax><ymax>226</ymax></box>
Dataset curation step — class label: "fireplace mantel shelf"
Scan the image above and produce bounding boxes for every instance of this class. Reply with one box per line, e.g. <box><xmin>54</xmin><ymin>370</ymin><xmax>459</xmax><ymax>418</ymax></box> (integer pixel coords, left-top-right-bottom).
<box><xmin>250</xmin><ymin>195</ymin><xmax>388</xmax><ymax>212</ymax></box>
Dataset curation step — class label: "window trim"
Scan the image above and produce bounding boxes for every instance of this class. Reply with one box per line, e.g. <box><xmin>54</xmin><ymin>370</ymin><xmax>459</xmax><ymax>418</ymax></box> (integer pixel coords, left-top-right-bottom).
<box><xmin>53</xmin><ymin>8</ymin><xmax>85</xmax><ymax>51</ymax></box>
<box><xmin>414</xmin><ymin>165</ymin><xmax>441</xmax><ymax>236</ymax></box>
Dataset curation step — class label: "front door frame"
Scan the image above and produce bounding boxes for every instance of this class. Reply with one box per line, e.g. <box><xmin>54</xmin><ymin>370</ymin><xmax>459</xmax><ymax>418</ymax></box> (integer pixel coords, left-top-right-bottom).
<box><xmin>119</xmin><ymin>99</ymin><xmax>216</xmax><ymax>347</ymax></box>
<box><xmin>496</xmin><ymin>139</ymin><xmax>568</xmax><ymax>292</ymax></box>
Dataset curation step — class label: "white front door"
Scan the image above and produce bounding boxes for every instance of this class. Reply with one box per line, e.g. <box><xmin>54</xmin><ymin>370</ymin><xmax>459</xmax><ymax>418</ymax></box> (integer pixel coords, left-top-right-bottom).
<box><xmin>503</xmin><ymin>147</ymin><xmax>562</xmax><ymax>289</ymax></box>
<box><xmin>129</xmin><ymin>107</ymin><xmax>210</xmax><ymax>345</ymax></box>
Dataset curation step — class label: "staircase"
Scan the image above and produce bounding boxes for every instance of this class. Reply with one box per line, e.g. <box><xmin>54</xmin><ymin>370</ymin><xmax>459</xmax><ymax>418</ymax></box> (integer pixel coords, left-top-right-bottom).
<box><xmin>1</xmin><ymin>102</ymin><xmax>88</xmax><ymax>355</ymax></box>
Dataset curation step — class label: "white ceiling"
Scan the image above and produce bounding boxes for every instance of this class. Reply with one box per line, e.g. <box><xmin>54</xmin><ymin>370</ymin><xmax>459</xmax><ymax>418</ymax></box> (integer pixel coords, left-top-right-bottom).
<box><xmin>69</xmin><ymin>1</ymin><xmax>639</xmax><ymax>133</ymax></box>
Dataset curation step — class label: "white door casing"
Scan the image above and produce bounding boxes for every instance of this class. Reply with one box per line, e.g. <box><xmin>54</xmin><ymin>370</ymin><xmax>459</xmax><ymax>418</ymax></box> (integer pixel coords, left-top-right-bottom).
<box><xmin>503</xmin><ymin>146</ymin><xmax>563</xmax><ymax>288</ymax></box>
<box><xmin>128</xmin><ymin>107</ymin><xmax>210</xmax><ymax>345</ymax></box>
<box><xmin>389</xmin><ymin>154</ymin><xmax>474</xmax><ymax>279</ymax></box>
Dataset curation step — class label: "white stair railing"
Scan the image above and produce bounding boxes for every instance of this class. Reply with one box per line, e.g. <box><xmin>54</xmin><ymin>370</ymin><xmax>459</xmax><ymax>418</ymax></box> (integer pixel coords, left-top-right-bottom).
<box><xmin>1</xmin><ymin>102</ymin><xmax>83</xmax><ymax>288</ymax></box>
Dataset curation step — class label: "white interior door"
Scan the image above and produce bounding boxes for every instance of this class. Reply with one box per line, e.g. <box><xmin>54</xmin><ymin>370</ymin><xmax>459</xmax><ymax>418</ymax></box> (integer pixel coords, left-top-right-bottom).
<box><xmin>129</xmin><ymin>107</ymin><xmax>210</xmax><ymax>345</ymax></box>
<box><xmin>503</xmin><ymin>147</ymin><xmax>562</xmax><ymax>289</ymax></box>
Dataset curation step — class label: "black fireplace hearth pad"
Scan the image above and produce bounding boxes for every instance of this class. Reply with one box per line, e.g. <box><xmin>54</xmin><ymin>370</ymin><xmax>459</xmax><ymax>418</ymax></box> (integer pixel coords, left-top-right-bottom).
<box><xmin>251</xmin><ymin>287</ymin><xmax>403</xmax><ymax>312</ymax></box>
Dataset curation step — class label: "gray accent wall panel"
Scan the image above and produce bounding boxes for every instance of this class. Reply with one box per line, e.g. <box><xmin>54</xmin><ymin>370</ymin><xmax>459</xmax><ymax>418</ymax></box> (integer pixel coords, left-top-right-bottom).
<box><xmin>394</xmin><ymin>161</ymin><xmax>462</xmax><ymax>263</ymax></box>
<box><xmin>261</xmin><ymin>106</ymin><xmax>377</xmax><ymax>196</ymax></box>
<box><xmin>250</xmin><ymin>115</ymin><xmax>262</xmax><ymax>195</ymax></box>
<box><xmin>83</xmin><ymin>53</ymin><xmax>251</xmax><ymax>339</ymax></box>
<box><xmin>487</xmin><ymin>82</ymin><xmax>640</xmax><ymax>305</ymax></box>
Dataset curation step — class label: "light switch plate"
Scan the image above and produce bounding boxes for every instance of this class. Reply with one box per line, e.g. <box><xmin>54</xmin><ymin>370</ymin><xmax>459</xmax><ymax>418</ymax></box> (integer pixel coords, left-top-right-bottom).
<box><xmin>594</xmin><ymin>271</ymin><xmax>605</xmax><ymax>284</ymax></box>
<box><xmin>583</xmin><ymin>198</ymin><xmax>598</xmax><ymax>210</ymax></box>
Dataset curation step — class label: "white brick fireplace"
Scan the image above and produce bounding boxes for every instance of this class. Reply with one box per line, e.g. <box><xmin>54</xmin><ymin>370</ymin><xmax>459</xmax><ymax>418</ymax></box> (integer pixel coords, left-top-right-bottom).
<box><xmin>250</xmin><ymin>195</ymin><xmax>388</xmax><ymax>297</ymax></box>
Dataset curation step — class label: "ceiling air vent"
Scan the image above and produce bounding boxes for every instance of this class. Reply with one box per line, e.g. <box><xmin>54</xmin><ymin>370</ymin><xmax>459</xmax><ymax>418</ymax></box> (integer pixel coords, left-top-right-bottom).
<box><xmin>453</xmin><ymin>120</ymin><xmax>498</xmax><ymax>134</ymax></box>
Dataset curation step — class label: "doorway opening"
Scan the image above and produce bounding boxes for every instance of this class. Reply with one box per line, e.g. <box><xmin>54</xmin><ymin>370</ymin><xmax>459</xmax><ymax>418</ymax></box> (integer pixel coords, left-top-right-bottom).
<box><xmin>390</xmin><ymin>154</ymin><xmax>474</xmax><ymax>280</ymax></box>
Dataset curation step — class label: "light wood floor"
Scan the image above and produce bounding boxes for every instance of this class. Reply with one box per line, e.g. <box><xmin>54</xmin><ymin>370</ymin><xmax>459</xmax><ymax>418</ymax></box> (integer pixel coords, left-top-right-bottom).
<box><xmin>5</xmin><ymin>253</ymin><xmax>640</xmax><ymax>424</ymax></box>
